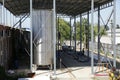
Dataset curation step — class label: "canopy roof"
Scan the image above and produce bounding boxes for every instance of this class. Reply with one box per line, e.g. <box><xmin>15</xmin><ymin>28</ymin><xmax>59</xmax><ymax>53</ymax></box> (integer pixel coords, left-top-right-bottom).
<box><xmin>0</xmin><ymin>0</ymin><xmax>113</xmax><ymax>16</ymax></box>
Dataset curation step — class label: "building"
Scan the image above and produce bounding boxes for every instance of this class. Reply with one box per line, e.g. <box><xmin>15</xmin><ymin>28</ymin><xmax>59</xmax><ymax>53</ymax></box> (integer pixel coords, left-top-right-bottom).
<box><xmin>96</xmin><ymin>29</ymin><xmax>120</xmax><ymax>45</ymax></box>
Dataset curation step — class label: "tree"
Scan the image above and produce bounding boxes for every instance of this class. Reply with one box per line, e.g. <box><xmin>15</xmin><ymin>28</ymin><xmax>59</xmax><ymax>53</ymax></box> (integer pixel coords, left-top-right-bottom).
<box><xmin>57</xmin><ymin>18</ymin><xmax>107</xmax><ymax>45</ymax></box>
<box><xmin>76</xmin><ymin>18</ymin><xmax>91</xmax><ymax>42</ymax></box>
<box><xmin>57</xmin><ymin>18</ymin><xmax>70</xmax><ymax>43</ymax></box>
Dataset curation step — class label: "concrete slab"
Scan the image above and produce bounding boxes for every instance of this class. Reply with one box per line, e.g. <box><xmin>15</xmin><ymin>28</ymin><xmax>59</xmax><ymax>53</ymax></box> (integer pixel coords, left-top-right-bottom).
<box><xmin>18</xmin><ymin>75</ymin><xmax>51</xmax><ymax>80</ymax></box>
<box><xmin>18</xmin><ymin>50</ymin><xmax>110</xmax><ymax>80</ymax></box>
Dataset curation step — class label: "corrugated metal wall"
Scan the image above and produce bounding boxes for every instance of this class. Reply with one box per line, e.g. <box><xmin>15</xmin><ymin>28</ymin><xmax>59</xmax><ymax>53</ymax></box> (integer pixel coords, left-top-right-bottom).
<box><xmin>0</xmin><ymin>25</ymin><xmax>30</xmax><ymax>69</ymax></box>
<box><xmin>0</xmin><ymin>25</ymin><xmax>12</xmax><ymax>69</ymax></box>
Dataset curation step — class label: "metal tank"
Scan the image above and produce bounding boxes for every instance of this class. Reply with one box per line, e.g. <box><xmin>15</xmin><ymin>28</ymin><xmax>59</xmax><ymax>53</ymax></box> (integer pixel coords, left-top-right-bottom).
<box><xmin>32</xmin><ymin>9</ymin><xmax>53</xmax><ymax>66</ymax></box>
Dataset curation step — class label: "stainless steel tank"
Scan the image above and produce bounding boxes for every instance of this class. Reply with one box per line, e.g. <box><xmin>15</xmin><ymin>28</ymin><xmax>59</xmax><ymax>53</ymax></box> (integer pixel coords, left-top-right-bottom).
<box><xmin>32</xmin><ymin>9</ymin><xmax>53</xmax><ymax>65</ymax></box>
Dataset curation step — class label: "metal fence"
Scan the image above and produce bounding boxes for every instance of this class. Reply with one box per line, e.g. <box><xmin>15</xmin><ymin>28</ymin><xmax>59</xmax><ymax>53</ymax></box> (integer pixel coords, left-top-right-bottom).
<box><xmin>89</xmin><ymin>42</ymin><xmax>120</xmax><ymax>58</ymax></box>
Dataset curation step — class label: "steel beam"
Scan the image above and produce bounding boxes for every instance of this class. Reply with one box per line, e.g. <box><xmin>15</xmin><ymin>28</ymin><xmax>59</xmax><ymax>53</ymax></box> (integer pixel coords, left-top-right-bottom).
<box><xmin>13</xmin><ymin>14</ymin><xmax>27</xmax><ymax>28</ymax></box>
<box><xmin>16</xmin><ymin>14</ymin><xmax>29</xmax><ymax>28</ymax></box>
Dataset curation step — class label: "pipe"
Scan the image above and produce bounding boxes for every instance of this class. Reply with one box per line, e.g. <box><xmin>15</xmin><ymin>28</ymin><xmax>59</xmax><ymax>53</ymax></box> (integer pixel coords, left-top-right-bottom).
<box><xmin>113</xmin><ymin>0</ymin><xmax>116</xmax><ymax>67</ymax></box>
<box><xmin>91</xmin><ymin>0</ymin><xmax>94</xmax><ymax>74</ymax></box>
<box><xmin>30</xmin><ymin>0</ymin><xmax>33</xmax><ymax>72</ymax></box>
<box><xmin>53</xmin><ymin>0</ymin><xmax>56</xmax><ymax>75</ymax></box>
<box><xmin>98</xmin><ymin>5</ymin><xmax>100</xmax><ymax>62</ymax></box>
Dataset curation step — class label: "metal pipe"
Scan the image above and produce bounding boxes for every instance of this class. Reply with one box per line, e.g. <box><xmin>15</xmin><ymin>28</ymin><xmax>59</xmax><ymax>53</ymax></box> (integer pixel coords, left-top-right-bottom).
<box><xmin>53</xmin><ymin>0</ymin><xmax>56</xmax><ymax>75</ymax></box>
<box><xmin>80</xmin><ymin>14</ymin><xmax>82</xmax><ymax>51</ymax></box>
<box><xmin>30</xmin><ymin>0</ymin><xmax>33</xmax><ymax>72</ymax></box>
<box><xmin>98</xmin><ymin>5</ymin><xmax>100</xmax><ymax>62</ymax></box>
<box><xmin>91</xmin><ymin>0</ymin><xmax>94</xmax><ymax>74</ymax></box>
<box><xmin>113</xmin><ymin>0</ymin><xmax>116</xmax><ymax>67</ymax></box>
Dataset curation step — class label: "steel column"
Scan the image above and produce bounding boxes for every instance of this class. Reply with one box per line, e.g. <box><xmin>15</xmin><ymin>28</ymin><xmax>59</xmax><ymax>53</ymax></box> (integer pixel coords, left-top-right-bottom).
<box><xmin>113</xmin><ymin>0</ymin><xmax>116</xmax><ymax>67</ymax></box>
<box><xmin>19</xmin><ymin>17</ymin><xmax>22</xmax><ymax>41</ymax></box>
<box><xmin>10</xmin><ymin>13</ymin><xmax>11</xmax><ymax>26</ymax></box>
<box><xmin>58</xmin><ymin>17</ymin><xmax>59</xmax><ymax>50</ymax></box>
<box><xmin>2</xmin><ymin>0</ymin><xmax>5</xmax><ymax>25</ymax></box>
<box><xmin>30</xmin><ymin>0</ymin><xmax>33</xmax><ymax>72</ymax></box>
<box><xmin>19</xmin><ymin>17</ymin><xmax>22</xmax><ymax>29</ymax></box>
<box><xmin>98</xmin><ymin>5</ymin><xmax>100</xmax><ymax>62</ymax></box>
<box><xmin>0</xmin><ymin>5</ymin><xmax>2</xmax><ymax>23</ymax></box>
<box><xmin>13</xmin><ymin>14</ymin><xmax>14</xmax><ymax>26</ymax></box>
<box><xmin>87</xmin><ymin>12</ymin><xmax>90</xmax><ymax>59</ymax></box>
<box><xmin>80</xmin><ymin>14</ymin><xmax>82</xmax><ymax>51</ymax></box>
<box><xmin>53</xmin><ymin>0</ymin><xmax>56</xmax><ymax>75</ymax></box>
<box><xmin>70</xmin><ymin>17</ymin><xmax>72</xmax><ymax>47</ymax></box>
<box><xmin>74</xmin><ymin>17</ymin><xmax>76</xmax><ymax>52</ymax></box>
<box><xmin>5</xmin><ymin>9</ymin><xmax>7</xmax><ymax>25</ymax></box>
<box><xmin>91</xmin><ymin>0</ymin><xmax>94</xmax><ymax>74</ymax></box>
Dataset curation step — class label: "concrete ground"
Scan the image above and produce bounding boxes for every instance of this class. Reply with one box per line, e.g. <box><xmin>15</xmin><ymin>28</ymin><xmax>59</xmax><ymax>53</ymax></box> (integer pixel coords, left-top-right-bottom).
<box><xmin>18</xmin><ymin>50</ymin><xmax>110</xmax><ymax>80</ymax></box>
<box><xmin>27</xmin><ymin>51</ymin><xmax>109</xmax><ymax>80</ymax></box>
<box><xmin>54</xmin><ymin>51</ymin><xmax>109</xmax><ymax>80</ymax></box>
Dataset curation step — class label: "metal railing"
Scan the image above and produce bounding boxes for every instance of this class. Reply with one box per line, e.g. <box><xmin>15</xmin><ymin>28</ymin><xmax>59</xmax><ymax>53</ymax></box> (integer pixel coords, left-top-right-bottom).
<box><xmin>89</xmin><ymin>42</ymin><xmax>120</xmax><ymax>59</ymax></box>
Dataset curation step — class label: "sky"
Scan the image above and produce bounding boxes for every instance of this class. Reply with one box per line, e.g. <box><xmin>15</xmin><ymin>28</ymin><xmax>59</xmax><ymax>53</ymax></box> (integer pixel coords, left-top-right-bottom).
<box><xmin>0</xmin><ymin>0</ymin><xmax>120</xmax><ymax>29</ymax></box>
<box><xmin>62</xmin><ymin>0</ymin><xmax>120</xmax><ymax>28</ymax></box>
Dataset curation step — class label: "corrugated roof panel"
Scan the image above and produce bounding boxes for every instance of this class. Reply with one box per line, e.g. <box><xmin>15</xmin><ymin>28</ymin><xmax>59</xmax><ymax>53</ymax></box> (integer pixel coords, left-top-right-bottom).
<box><xmin>0</xmin><ymin>0</ymin><xmax>113</xmax><ymax>16</ymax></box>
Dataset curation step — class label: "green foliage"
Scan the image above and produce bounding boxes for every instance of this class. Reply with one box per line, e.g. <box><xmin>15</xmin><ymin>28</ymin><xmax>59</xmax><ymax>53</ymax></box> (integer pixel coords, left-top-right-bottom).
<box><xmin>57</xmin><ymin>18</ymin><xmax>107</xmax><ymax>44</ymax></box>
<box><xmin>76</xmin><ymin>18</ymin><xmax>90</xmax><ymax>42</ymax></box>
<box><xmin>100</xmin><ymin>26</ymin><xmax>107</xmax><ymax>36</ymax></box>
<box><xmin>57</xmin><ymin>18</ymin><xmax>70</xmax><ymax>43</ymax></box>
<box><xmin>94</xmin><ymin>25</ymin><xmax>107</xmax><ymax>37</ymax></box>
